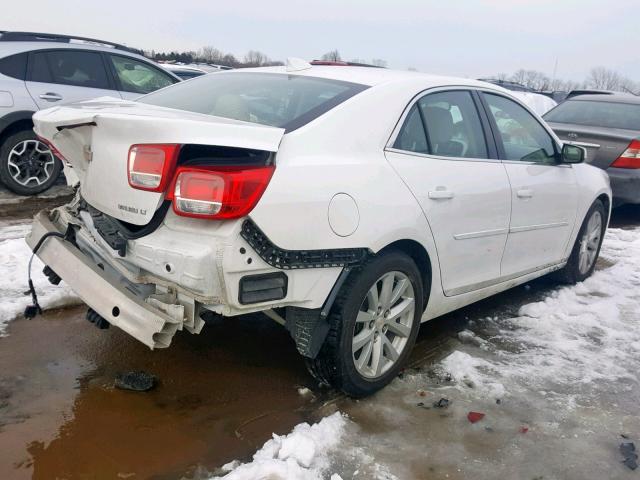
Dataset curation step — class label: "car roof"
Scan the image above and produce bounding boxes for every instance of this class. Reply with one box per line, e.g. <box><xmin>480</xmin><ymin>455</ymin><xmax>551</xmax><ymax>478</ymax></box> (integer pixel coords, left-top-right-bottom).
<box><xmin>566</xmin><ymin>93</ymin><xmax>640</xmax><ymax>104</ymax></box>
<box><xmin>0</xmin><ymin>39</ymin><xmax>150</xmax><ymax>62</ymax></box>
<box><xmin>232</xmin><ymin>65</ymin><xmax>500</xmax><ymax>91</ymax></box>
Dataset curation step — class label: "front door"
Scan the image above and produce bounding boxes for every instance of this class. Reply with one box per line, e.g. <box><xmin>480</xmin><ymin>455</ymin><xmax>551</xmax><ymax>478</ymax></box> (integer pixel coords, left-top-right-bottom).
<box><xmin>481</xmin><ymin>92</ymin><xmax>578</xmax><ymax>277</ymax></box>
<box><xmin>386</xmin><ymin>89</ymin><xmax>511</xmax><ymax>296</ymax></box>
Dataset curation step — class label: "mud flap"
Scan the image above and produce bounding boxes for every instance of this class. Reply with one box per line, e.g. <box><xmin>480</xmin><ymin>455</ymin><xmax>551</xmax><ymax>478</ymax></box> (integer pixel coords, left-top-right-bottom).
<box><xmin>285</xmin><ymin>307</ymin><xmax>330</xmax><ymax>359</ymax></box>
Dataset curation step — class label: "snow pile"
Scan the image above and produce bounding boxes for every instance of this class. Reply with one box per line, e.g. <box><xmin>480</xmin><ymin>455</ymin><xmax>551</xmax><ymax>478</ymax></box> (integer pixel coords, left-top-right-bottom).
<box><xmin>438</xmin><ymin>227</ymin><xmax>640</xmax><ymax>401</ymax></box>
<box><xmin>0</xmin><ymin>222</ymin><xmax>81</xmax><ymax>334</ymax></box>
<box><xmin>218</xmin><ymin>412</ymin><xmax>347</xmax><ymax>480</ymax></box>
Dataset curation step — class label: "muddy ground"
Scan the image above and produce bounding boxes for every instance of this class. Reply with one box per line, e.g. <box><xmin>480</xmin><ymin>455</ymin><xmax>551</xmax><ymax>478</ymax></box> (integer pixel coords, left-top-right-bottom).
<box><xmin>0</xmin><ymin>191</ymin><xmax>638</xmax><ymax>480</ymax></box>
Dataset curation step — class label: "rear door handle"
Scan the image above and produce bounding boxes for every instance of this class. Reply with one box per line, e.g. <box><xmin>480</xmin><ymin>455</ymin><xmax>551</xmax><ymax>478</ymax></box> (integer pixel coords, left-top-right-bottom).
<box><xmin>428</xmin><ymin>189</ymin><xmax>455</xmax><ymax>200</ymax></box>
<box><xmin>39</xmin><ymin>92</ymin><xmax>63</xmax><ymax>102</ymax></box>
<box><xmin>517</xmin><ymin>188</ymin><xmax>534</xmax><ymax>199</ymax></box>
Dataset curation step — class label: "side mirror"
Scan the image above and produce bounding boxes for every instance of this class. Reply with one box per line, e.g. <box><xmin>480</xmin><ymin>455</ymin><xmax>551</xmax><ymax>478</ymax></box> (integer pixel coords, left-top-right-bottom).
<box><xmin>561</xmin><ymin>143</ymin><xmax>585</xmax><ymax>164</ymax></box>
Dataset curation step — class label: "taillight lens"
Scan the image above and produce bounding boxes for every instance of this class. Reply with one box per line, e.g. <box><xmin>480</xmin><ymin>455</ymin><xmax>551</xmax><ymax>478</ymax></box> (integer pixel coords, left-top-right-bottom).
<box><xmin>36</xmin><ymin>135</ymin><xmax>67</xmax><ymax>163</ymax></box>
<box><xmin>611</xmin><ymin>139</ymin><xmax>640</xmax><ymax>169</ymax></box>
<box><xmin>128</xmin><ymin>144</ymin><xmax>180</xmax><ymax>191</ymax></box>
<box><xmin>169</xmin><ymin>165</ymin><xmax>275</xmax><ymax>219</ymax></box>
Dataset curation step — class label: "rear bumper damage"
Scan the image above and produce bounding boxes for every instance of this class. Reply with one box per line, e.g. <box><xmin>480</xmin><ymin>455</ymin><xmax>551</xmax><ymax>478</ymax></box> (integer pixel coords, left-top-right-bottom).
<box><xmin>27</xmin><ymin>211</ymin><xmax>185</xmax><ymax>348</ymax></box>
<box><xmin>27</xmin><ymin>204</ymin><xmax>348</xmax><ymax>353</ymax></box>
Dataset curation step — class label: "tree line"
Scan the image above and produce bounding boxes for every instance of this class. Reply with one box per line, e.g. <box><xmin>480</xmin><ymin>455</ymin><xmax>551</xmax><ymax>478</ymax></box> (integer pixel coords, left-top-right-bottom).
<box><xmin>148</xmin><ymin>46</ymin><xmax>637</xmax><ymax>95</ymax></box>
<box><xmin>492</xmin><ymin>67</ymin><xmax>638</xmax><ymax>94</ymax></box>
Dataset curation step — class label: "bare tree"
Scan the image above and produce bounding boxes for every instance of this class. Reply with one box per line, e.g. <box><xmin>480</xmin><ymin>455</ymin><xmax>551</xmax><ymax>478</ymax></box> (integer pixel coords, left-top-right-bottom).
<box><xmin>243</xmin><ymin>50</ymin><xmax>269</xmax><ymax>67</ymax></box>
<box><xmin>320</xmin><ymin>50</ymin><xmax>342</xmax><ymax>62</ymax></box>
<box><xmin>199</xmin><ymin>46</ymin><xmax>223</xmax><ymax>64</ymax></box>
<box><xmin>586</xmin><ymin>67</ymin><xmax>622</xmax><ymax>90</ymax></box>
<box><xmin>370</xmin><ymin>58</ymin><xmax>387</xmax><ymax>68</ymax></box>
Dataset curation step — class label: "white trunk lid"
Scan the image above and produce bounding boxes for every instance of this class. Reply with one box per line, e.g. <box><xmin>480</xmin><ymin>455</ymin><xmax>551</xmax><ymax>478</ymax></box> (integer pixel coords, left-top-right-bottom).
<box><xmin>33</xmin><ymin>97</ymin><xmax>284</xmax><ymax>225</ymax></box>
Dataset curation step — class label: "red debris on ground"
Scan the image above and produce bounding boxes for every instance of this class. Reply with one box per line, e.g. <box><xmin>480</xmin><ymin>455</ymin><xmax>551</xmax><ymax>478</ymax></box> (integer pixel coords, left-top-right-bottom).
<box><xmin>467</xmin><ymin>411</ymin><xmax>485</xmax><ymax>423</ymax></box>
<box><xmin>519</xmin><ymin>426</ymin><xmax>529</xmax><ymax>434</ymax></box>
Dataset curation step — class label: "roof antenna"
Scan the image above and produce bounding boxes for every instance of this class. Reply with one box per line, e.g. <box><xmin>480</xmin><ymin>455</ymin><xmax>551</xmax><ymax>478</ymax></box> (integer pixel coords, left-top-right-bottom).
<box><xmin>286</xmin><ymin>57</ymin><xmax>312</xmax><ymax>72</ymax></box>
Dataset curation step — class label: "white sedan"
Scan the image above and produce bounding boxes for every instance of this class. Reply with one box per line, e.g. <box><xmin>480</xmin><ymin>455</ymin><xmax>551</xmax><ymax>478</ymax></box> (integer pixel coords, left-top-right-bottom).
<box><xmin>28</xmin><ymin>60</ymin><xmax>610</xmax><ymax>396</ymax></box>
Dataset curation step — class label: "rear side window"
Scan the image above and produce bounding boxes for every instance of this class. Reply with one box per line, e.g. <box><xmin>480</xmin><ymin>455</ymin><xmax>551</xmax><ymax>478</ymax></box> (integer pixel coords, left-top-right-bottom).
<box><xmin>0</xmin><ymin>52</ymin><xmax>28</xmax><ymax>80</ymax></box>
<box><xmin>108</xmin><ymin>55</ymin><xmax>176</xmax><ymax>94</ymax></box>
<box><xmin>484</xmin><ymin>93</ymin><xmax>556</xmax><ymax>163</ymax></box>
<box><xmin>139</xmin><ymin>72</ymin><xmax>368</xmax><ymax>131</ymax></box>
<box><xmin>543</xmin><ymin>100</ymin><xmax>640</xmax><ymax>131</ymax></box>
<box><xmin>394</xmin><ymin>90</ymin><xmax>489</xmax><ymax>159</ymax></box>
<box><xmin>30</xmin><ymin>50</ymin><xmax>110</xmax><ymax>89</ymax></box>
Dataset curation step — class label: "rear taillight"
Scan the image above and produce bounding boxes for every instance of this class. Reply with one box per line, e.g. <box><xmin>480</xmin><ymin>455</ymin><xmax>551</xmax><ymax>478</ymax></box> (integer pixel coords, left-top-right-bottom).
<box><xmin>168</xmin><ymin>165</ymin><xmax>275</xmax><ymax>219</ymax></box>
<box><xmin>611</xmin><ymin>139</ymin><xmax>640</xmax><ymax>169</ymax></box>
<box><xmin>128</xmin><ymin>144</ymin><xmax>180</xmax><ymax>191</ymax></box>
<box><xmin>36</xmin><ymin>135</ymin><xmax>67</xmax><ymax>162</ymax></box>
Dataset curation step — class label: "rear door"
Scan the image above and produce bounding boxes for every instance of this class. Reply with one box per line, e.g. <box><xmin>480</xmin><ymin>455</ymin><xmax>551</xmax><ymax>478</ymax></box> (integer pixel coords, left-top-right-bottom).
<box><xmin>26</xmin><ymin>49</ymin><xmax>120</xmax><ymax>108</ymax></box>
<box><xmin>385</xmin><ymin>89</ymin><xmax>511</xmax><ymax>296</ymax></box>
<box><xmin>105</xmin><ymin>54</ymin><xmax>177</xmax><ymax>100</ymax></box>
<box><xmin>480</xmin><ymin>92</ymin><xmax>579</xmax><ymax>277</ymax></box>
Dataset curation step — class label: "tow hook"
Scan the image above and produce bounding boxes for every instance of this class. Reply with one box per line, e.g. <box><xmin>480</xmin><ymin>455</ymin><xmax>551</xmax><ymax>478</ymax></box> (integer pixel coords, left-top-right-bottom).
<box><xmin>86</xmin><ymin>308</ymin><xmax>110</xmax><ymax>330</ymax></box>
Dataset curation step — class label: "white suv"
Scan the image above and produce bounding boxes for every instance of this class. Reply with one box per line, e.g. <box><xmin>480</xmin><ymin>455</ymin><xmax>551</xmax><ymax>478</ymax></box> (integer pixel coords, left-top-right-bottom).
<box><xmin>27</xmin><ymin>62</ymin><xmax>611</xmax><ymax>396</ymax></box>
<box><xmin>0</xmin><ymin>31</ymin><xmax>179</xmax><ymax>195</ymax></box>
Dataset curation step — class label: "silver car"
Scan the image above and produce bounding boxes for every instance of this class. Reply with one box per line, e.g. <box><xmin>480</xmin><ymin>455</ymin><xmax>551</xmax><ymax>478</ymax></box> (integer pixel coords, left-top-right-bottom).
<box><xmin>0</xmin><ymin>31</ymin><xmax>179</xmax><ymax>195</ymax></box>
<box><xmin>544</xmin><ymin>93</ymin><xmax>640</xmax><ymax>206</ymax></box>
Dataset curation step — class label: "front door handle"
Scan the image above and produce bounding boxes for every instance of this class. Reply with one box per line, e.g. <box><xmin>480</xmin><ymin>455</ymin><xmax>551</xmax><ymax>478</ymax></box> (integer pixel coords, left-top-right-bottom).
<box><xmin>428</xmin><ymin>189</ymin><xmax>455</xmax><ymax>200</ymax></box>
<box><xmin>39</xmin><ymin>92</ymin><xmax>63</xmax><ymax>102</ymax></box>
<box><xmin>517</xmin><ymin>188</ymin><xmax>534</xmax><ymax>199</ymax></box>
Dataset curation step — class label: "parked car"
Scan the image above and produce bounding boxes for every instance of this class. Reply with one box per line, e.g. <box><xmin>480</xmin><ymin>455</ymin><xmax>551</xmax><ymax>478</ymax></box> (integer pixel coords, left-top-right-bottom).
<box><xmin>0</xmin><ymin>31</ymin><xmax>180</xmax><ymax>195</ymax></box>
<box><xmin>544</xmin><ymin>94</ymin><xmax>640</xmax><ymax>206</ymax></box>
<box><xmin>161</xmin><ymin>64</ymin><xmax>208</xmax><ymax>80</ymax></box>
<box><xmin>27</xmin><ymin>62</ymin><xmax>610</xmax><ymax>396</ymax></box>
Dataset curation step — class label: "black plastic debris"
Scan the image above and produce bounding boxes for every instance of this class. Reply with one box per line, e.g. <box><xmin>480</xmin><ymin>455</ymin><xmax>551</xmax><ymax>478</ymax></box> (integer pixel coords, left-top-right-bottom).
<box><xmin>620</xmin><ymin>442</ymin><xmax>638</xmax><ymax>470</ymax></box>
<box><xmin>620</xmin><ymin>441</ymin><xmax>638</xmax><ymax>470</ymax></box>
<box><xmin>115</xmin><ymin>371</ymin><xmax>157</xmax><ymax>392</ymax></box>
<box><xmin>433</xmin><ymin>398</ymin><xmax>450</xmax><ymax>409</ymax></box>
<box><xmin>416</xmin><ymin>402</ymin><xmax>430</xmax><ymax>410</ymax></box>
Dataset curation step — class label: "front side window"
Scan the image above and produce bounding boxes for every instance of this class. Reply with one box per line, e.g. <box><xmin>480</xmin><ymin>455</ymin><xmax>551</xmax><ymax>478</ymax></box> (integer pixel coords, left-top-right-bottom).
<box><xmin>484</xmin><ymin>93</ymin><xmax>557</xmax><ymax>163</ymax></box>
<box><xmin>393</xmin><ymin>90</ymin><xmax>489</xmax><ymax>159</ymax></box>
<box><xmin>30</xmin><ymin>50</ymin><xmax>110</xmax><ymax>89</ymax></box>
<box><xmin>543</xmin><ymin>100</ymin><xmax>640</xmax><ymax>131</ymax></box>
<box><xmin>109</xmin><ymin>55</ymin><xmax>175</xmax><ymax>94</ymax></box>
<box><xmin>140</xmin><ymin>72</ymin><xmax>368</xmax><ymax>131</ymax></box>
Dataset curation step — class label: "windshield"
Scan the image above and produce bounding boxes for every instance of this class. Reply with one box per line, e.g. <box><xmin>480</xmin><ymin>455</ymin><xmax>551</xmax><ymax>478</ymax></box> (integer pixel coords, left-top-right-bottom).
<box><xmin>543</xmin><ymin>100</ymin><xmax>640</xmax><ymax>131</ymax></box>
<box><xmin>139</xmin><ymin>72</ymin><xmax>368</xmax><ymax>131</ymax></box>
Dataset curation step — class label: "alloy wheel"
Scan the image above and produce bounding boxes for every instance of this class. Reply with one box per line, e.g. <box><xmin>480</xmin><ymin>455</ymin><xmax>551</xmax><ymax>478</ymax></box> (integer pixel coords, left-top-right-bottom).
<box><xmin>578</xmin><ymin>210</ymin><xmax>602</xmax><ymax>274</ymax></box>
<box><xmin>7</xmin><ymin>140</ymin><xmax>56</xmax><ymax>188</ymax></box>
<box><xmin>352</xmin><ymin>271</ymin><xmax>416</xmax><ymax>379</ymax></box>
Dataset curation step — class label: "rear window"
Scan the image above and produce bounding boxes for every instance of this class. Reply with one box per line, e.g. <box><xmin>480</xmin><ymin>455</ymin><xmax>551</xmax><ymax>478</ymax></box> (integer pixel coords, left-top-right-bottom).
<box><xmin>544</xmin><ymin>100</ymin><xmax>640</xmax><ymax>131</ymax></box>
<box><xmin>139</xmin><ymin>72</ymin><xmax>368</xmax><ymax>131</ymax></box>
<box><xmin>0</xmin><ymin>52</ymin><xmax>28</xmax><ymax>80</ymax></box>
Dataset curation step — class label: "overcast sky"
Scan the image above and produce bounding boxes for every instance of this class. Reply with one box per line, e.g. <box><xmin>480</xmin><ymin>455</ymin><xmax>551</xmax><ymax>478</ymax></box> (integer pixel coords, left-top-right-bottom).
<box><xmin>3</xmin><ymin>0</ymin><xmax>638</xmax><ymax>81</ymax></box>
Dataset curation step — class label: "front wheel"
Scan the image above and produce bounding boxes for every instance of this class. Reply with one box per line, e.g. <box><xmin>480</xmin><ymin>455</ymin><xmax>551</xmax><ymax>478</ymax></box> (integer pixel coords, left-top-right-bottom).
<box><xmin>554</xmin><ymin>199</ymin><xmax>606</xmax><ymax>284</ymax></box>
<box><xmin>306</xmin><ymin>251</ymin><xmax>424</xmax><ymax>397</ymax></box>
<box><xmin>0</xmin><ymin>130</ymin><xmax>62</xmax><ymax>195</ymax></box>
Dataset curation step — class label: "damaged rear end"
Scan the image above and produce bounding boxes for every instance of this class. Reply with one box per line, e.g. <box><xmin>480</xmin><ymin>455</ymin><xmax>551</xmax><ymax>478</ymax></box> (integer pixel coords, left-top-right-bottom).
<box><xmin>27</xmin><ymin>98</ymin><xmax>298</xmax><ymax>349</ymax></box>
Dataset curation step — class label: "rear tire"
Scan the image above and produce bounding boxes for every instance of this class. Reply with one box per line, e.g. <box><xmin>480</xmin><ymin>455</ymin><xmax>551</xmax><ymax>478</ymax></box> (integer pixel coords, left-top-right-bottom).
<box><xmin>554</xmin><ymin>199</ymin><xmax>606</xmax><ymax>284</ymax></box>
<box><xmin>306</xmin><ymin>251</ymin><xmax>424</xmax><ymax>397</ymax></box>
<box><xmin>0</xmin><ymin>129</ymin><xmax>62</xmax><ymax>195</ymax></box>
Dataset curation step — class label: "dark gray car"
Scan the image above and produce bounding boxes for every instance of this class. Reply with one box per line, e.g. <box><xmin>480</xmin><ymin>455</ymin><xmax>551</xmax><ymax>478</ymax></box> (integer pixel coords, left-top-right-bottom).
<box><xmin>544</xmin><ymin>94</ymin><xmax>640</xmax><ymax>206</ymax></box>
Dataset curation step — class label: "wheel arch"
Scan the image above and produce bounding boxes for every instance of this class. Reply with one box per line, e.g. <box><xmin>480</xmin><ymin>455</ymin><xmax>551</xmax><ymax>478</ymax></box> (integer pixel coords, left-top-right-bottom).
<box><xmin>376</xmin><ymin>238</ymin><xmax>432</xmax><ymax>310</ymax></box>
<box><xmin>0</xmin><ymin>111</ymin><xmax>36</xmax><ymax>149</ymax></box>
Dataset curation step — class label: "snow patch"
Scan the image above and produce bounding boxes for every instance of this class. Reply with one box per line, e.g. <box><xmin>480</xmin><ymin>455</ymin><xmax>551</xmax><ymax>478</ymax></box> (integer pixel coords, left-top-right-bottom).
<box><xmin>0</xmin><ymin>224</ymin><xmax>81</xmax><ymax>334</ymax></box>
<box><xmin>218</xmin><ymin>412</ymin><xmax>347</xmax><ymax>480</ymax></box>
<box><xmin>437</xmin><ymin>227</ymin><xmax>640</xmax><ymax>401</ymax></box>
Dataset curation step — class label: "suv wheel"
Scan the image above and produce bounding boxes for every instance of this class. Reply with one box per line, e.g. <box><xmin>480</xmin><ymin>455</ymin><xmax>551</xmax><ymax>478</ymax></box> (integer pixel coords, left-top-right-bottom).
<box><xmin>554</xmin><ymin>199</ymin><xmax>606</xmax><ymax>284</ymax></box>
<box><xmin>0</xmin><ymin>130</ymin><xmax>62</xmax><ymax>195</ymax></box>
<box><xmin>306</xmin><ymin>251</ymin><xmax>424</xmax><ymax>397</ymax></box>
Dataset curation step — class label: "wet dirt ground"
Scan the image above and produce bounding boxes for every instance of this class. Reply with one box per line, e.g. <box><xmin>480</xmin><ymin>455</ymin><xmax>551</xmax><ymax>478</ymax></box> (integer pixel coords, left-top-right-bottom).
<box><xmin>0</xmin><ymin>197</ymin><xmax>638</xmax><ymax>480</ymax></box>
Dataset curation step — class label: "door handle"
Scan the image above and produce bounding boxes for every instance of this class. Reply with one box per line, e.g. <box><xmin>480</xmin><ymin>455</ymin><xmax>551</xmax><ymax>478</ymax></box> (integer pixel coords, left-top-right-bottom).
<box><xmin>428</xmin><ymin>189</ymin><xmax>454</xmax><ymax>200</ymax></box>
<box><xmin>517</xmin><ymin>188</ymin><xmax>534</xmax><ymax>199</ymax></box>
<box><xmin>39</xmin><ymin>92</ymin><xmax>63</xmax><ymax>102</ymax></box>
